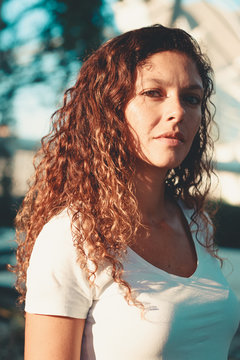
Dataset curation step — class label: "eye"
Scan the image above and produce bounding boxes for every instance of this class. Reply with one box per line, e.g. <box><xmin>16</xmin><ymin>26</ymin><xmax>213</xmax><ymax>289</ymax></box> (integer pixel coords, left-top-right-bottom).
<box><xmin>142</xmin><ymin>89</ymin><xmax>163</xmax><ymax>98</ymax></box>
<box><xmin>183</xmin><ymin>94</ymin><xmax>202</xmax><ymax>105</ymax></box>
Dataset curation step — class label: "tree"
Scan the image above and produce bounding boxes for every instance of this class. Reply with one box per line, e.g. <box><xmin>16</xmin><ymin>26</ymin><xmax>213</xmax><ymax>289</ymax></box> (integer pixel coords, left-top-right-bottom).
<box><xmin>0</xmin><ymin>0</ymin><xmax>116</xmax><ymax>127</ymax></box>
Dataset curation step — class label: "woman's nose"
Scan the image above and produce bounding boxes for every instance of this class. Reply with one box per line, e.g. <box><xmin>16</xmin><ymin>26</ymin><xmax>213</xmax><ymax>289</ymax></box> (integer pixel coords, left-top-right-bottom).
<box><xmin>164</xmin><ymin>96</ymin><xmax>185</xmax><ymax>122</ymax></box>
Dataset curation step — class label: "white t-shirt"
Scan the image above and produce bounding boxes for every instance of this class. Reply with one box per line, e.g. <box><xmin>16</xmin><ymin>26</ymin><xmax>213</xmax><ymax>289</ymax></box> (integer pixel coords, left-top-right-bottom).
<box><xmin>25</xmin><ymin>204</ymin><xmax>240</xmax><ymax>360</ymax></box>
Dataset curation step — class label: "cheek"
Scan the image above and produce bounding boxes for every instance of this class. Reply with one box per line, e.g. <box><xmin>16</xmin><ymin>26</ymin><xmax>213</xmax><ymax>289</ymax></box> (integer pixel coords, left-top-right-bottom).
<box><xmin>187</xmin><ymin>124</ymin><xmax>201</xmax><ymax>153</ymax></box>
<box><xmin>193</xmin><ymin>122</ymin><xmax>201</xmax><ymax>137</ymax></box>
<box><xmin>125</xmin><ymin>108</ymin><xmax>146</xmax><ymax>142</ymax></box>
<box><xmin>189</xmin><ymin>113</ymin><xmax>201</xmax><ymax>138</ymax></box>
<box><xmin>127</xmin><ymin>122</ymin><xmax>149</xmax><ymax>151</ymax></box>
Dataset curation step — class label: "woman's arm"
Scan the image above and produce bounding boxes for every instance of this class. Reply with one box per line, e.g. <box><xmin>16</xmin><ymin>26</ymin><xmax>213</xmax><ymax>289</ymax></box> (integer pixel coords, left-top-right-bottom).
<box><xmin>24</xmin><ymin>312</ymin><xmax>85</xmax><ymax>360</ymax></box>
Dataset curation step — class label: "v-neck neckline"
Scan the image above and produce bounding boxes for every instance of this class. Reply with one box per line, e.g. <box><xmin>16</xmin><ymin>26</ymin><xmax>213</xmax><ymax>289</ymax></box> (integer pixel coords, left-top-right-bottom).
<box><xmin>127</xmin><ymin>201</ymin><xmax>200</xmax><ymax>280</ymax></box>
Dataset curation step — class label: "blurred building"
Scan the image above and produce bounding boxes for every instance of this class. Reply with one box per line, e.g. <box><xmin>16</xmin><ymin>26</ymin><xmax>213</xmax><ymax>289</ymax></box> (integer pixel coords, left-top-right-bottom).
<box><xmin>0</xmin><ymin>126</ymin><xmax>37</xmax><ymax>198</ymax></box>
<box><xmin>11</xmin><ymin>140</ymin><xmax>36</xmax><ymax>197</ymax></box>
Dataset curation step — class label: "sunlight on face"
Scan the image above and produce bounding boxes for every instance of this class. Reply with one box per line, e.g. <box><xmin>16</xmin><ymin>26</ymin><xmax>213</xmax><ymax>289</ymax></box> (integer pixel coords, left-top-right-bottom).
<box><xmin>125</xmin><ymin>51</ymin><xmax>203</xmax><ymax>170</ymax></box>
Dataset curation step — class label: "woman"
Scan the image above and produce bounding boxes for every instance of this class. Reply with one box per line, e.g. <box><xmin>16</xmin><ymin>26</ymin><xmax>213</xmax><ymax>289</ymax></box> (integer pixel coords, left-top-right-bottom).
<box><xmin>14</xmin><ymin>25</ymin><xmax>239</xmax><ymax>359</ymax></box>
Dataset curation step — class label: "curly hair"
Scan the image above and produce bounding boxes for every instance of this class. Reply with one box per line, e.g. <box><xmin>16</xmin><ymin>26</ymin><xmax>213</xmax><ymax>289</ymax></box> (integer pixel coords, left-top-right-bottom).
<box><xmin>13</xmin><ymin>24</ymin><xmax>216</xmax><ymax>306</ymax></box>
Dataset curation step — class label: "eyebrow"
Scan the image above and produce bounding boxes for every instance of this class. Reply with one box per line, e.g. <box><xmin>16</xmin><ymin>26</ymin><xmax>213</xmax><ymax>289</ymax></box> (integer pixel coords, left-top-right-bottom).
<box><xmin>143</xmin><ymin>78</ymin><xmax>204</xmax><ymax>92</ymax></box>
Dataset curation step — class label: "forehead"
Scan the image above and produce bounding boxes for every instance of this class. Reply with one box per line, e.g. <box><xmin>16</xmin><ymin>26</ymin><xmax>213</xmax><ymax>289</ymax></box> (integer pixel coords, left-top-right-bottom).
<box><xmin>135</xmin><ymin>51</ymin><xmax>202</xmax><ymax>89</ymax></box>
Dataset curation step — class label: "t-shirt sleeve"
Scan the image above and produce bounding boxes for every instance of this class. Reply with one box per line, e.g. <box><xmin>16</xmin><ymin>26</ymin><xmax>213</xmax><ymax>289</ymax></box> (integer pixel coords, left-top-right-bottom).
<box><xmin>25</xmin><ymin>211</ymin><xmax>93</xmax><ymax>319</ymax></box>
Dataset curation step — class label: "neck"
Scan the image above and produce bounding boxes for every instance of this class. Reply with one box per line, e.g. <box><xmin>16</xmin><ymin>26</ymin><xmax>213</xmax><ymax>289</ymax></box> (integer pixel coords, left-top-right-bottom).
<box><xmin>134</xmin><ymin>159</ymin><xmax>169</xmax><ymax>224</ymax></box>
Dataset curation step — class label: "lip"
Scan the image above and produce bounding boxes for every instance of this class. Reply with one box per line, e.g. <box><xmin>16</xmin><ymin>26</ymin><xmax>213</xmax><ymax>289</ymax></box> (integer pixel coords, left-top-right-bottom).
<box><xmin>153</xmin><ymin>131</ymin><xmax>185</xmax><ymax>143</ymax></box>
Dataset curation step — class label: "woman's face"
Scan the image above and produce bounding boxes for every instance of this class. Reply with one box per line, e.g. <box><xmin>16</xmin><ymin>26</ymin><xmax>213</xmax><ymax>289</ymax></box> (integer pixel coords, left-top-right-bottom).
<box><xmin>124</xmin><ymin>51</ymin><xmax>203</xmax><ymax>170</ymax></box>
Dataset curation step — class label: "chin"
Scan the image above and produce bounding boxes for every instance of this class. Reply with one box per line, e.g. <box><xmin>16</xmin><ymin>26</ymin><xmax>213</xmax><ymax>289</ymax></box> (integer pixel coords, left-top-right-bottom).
<box><xmin>136</xmin><ymin>150</ymin><xmax>188</xmax><ymax>170</ymax></box>
<box><xmin>147</xmin><ymin>156</ymin><xmax>185</xmax><ymax>170</ymax></box>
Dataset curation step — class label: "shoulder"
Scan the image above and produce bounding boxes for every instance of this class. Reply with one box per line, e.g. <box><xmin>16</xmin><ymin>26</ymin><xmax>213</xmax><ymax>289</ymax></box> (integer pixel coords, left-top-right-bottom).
<box><xmin>36</xmin><ymin>209</ymin><xmax>72</xmax><ymax>245</ymax></box>
<box><xmin>178</xmin><ymin>199</ymin><xmax>212</xmax><ymax>225</ymax></box>
<box><xmin>26</xmin><ymin>210</ymin><xmax>93</xmax><ymax>318</ymax></box>
<box><xmin>26</xmin><ymin>209</ymin><xmax>114</xmax><ymax>317</ymax></box>
<box><xmin>29</xmin><ymin>209</ymin><xmax>75</xmax><ymax>270</ymax></box>
<box><xmin>178</xmin><ymin>199</ymin><xmax>214</xmax><ymax>243</ymax></box>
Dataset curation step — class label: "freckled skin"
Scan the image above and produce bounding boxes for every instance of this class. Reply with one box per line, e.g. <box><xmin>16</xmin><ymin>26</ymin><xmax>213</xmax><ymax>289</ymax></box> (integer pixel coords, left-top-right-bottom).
<box><xmin>125</xmin><ymin>51</ymin><xmax>203</xmax><ymax>170</ymax></box>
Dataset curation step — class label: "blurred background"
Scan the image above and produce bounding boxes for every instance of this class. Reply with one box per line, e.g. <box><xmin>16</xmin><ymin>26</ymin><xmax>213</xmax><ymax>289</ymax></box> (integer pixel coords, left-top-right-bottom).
<box><xmin>0</xmin><ymin>0</ymin><xmax>240</xmax><ymax>358</ymax></box>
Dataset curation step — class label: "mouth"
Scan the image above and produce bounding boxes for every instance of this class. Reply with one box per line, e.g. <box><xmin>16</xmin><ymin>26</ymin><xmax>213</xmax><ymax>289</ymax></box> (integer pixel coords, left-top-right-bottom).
<box><xmin>154</xmin><ymin>131</ymin><xmax>185</xmax><ymax>143</ymax></box>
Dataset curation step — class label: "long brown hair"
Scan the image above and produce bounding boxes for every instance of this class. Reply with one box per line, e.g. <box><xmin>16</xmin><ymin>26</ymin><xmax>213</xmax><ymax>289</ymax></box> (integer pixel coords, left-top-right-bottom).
<box><xmin>13</xmin><ymin>25</ymin><xmax>216</xmax><ymax>305</ymax></box>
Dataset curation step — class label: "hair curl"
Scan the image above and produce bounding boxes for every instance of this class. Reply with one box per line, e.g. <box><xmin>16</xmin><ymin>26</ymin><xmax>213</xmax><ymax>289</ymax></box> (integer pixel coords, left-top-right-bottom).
<box><xmin>13</xmin><ymin>24</ymin><xmax>217</xmax><ymax>307</ymax></box>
